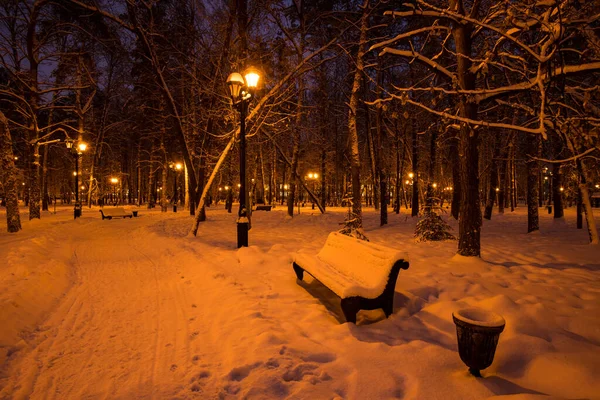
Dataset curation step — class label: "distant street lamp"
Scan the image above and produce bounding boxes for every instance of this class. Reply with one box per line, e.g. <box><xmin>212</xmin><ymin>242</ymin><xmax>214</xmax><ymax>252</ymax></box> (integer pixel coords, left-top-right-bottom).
<box><xmin>110</xmin><ymin>177</ymin><xmax>118</xmax><ymax>205</ymax></box>
<box><xmin>69</xmin><ymin>141</ymin><xmax>87</xmax><ymax>219</ymax></box>
<box><xmin>306</xmin><ymin>172</ymin><xmax>319</xmax><ymax>209</ymax></box>
<box><xmin>171</xmin><ymin>162</ymin><xmax>183</xmax><ymax>212</ymax></box>
<box><xmin>227</xmin><ymin>68</ymin><xmax>261</xmax><ymax>248</ymax></box>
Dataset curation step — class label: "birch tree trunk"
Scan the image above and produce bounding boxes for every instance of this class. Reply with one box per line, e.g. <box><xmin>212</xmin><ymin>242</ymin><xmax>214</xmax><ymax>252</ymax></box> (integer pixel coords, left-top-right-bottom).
<box><xmin>347</xmin><ymin>0</ymin><xmax>369</xmax><ymax>229</ymax></box>
<box><xmin>1</xmin><ymin>112</ymin><xmax>21</xmax><ymax>232</ymax></box>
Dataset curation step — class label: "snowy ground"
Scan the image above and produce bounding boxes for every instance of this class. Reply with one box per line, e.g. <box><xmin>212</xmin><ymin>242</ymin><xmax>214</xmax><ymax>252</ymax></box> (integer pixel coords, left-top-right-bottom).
<box><xmin>0</xmin><ymin>203</ymin><xmax>599</xmax><ymax>400</ymax></box>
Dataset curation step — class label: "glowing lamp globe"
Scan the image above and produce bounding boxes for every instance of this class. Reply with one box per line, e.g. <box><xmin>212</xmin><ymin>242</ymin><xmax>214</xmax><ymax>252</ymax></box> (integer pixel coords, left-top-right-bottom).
<box><xmin>244</xmin><ymin>69</ymin><xmax>260</xmax><ymax>89</ymax></box>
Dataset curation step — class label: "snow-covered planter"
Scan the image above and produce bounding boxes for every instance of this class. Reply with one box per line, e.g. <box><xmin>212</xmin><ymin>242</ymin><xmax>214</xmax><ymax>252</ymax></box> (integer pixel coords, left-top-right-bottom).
<box><xmin>452</xmin><ymin>308</ymin><xmax>505</xmax><ymax>377</ymax></box>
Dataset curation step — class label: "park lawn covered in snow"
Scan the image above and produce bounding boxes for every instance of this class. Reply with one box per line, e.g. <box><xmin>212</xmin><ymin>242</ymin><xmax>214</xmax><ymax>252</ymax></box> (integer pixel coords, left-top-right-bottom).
<box><xmin>0</xmin><ymin>204</ymin><xmax>599</xmax><ymax>400</ymax></box>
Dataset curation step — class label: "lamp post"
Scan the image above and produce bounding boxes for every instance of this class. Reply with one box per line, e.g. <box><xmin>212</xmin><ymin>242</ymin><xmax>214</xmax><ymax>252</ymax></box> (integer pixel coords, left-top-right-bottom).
<box><xmin>172</xmin><ymin>162</ymin><xmax>182</xmax><ymax>212</ymax></box>
<box><xmin>306</xmin><ymin>172</ymin><xmax>318</xmax><ymax>209</ymax></box>
<box><xmin>227</xmin><ymin>68</ymin><xmax>260</xmax><ymax>248</ymax></box>
<box><xmin>68</xmin><ymin>141</ymin><xmax>87</xmax><ymax>219</ymax></box>
<box><xmin>110</xmin><ymin>177</ymin><xmax>118</xmax><ymax>205</ymax></box>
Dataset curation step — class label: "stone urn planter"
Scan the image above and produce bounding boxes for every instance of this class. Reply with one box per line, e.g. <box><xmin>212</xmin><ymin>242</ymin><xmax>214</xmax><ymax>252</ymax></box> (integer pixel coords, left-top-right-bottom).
<box><xmin>453</xmin><ymin>308</ymin><xmax>505</xmax><ymax>377</ymax></box>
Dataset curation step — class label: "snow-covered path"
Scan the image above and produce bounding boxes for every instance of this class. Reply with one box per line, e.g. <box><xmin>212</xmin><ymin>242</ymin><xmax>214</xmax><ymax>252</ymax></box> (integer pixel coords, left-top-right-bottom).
<box><xmin>1</xmin><ymin>206</ymin><xmax>600</xmax><ymax>399</ymax></box>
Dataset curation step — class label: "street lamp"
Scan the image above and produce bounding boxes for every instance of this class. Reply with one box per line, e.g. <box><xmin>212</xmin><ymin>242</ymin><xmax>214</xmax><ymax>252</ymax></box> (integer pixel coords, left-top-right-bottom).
<box><xmin>170</xmin><ymin>162</ymin><xmax>183</xmax><ymax>212</ymax></box>
<box><xmin>110</xmin><ymin>177</ymin><xmax>118</xmax><ymax>205</ymax></box>
<box><xmin>227</xmin><ymin>67</ymin><xmax>261</xmax><ymax>248</ymax></box>
<box><xmin>70</xmin><ymin>141</ymin><xmax>87</xmax><ymax>219</ymax></box>
<box><xmin>306</xmin><ymin>172</ymin><xmax>319</xmax><ymax>209</ymax></box>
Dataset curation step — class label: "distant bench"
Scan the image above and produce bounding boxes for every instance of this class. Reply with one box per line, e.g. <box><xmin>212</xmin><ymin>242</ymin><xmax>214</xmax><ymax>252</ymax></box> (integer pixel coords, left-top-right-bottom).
<box><xmin>99</xmin><ymin>207</ymin><xmax>133</xmax><ymax>220</ymax></box>
<box><xmin>292</xmin><ymin>232</ymin><xmax>409</xmax><ymax>324</ymax></box>
<box><xmin>255</xmin><ymin>205</ymin><xmax>273</xmax><ymax>211</ymax></box>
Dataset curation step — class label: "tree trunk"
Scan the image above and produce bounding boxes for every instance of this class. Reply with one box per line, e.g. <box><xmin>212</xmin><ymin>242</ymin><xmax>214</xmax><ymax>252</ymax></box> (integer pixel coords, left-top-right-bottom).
<box><xmin>552</xmin><ymin>163</ymin><xmax>564</xmax><ymax>218</ymax></box>
<box><xmin>394</xmin><ymin>122</ymin><xmax>401</xmax><ymax>213</ymax></box>
<box><xmin>576</xmin><ymin>159</ymin><xmax>599</xmax><ymax>244</ymax></box>
<box><xmin>450</xmin><ymin>135</ymin><xmax>461</xmax><ymax>220</ymax></box>
<box><xmin>484</xmin><ymin>158</ymin><xmax>498</xmax><ymax>220</ymax></box>
<box><xmin>287</xmin><ymin>136</ymin><xmax>299</xmax><ymax>217</ymax></box>
<box><xmin>147</xmin><ymin>142</ymin><xmax>155</xmax><ymax>208</ymax></box>
<box><xmin>41</xmin><ymin>143</ymin><xmax>49</xmax><ymax>211</ymax></box>
<box><xmin>366</xmin><ymin>94</ymin><xmax>378</xmax><ymax>211</ymax></box>
<box><xmin>346</xmin><ymin>0</ymin><xmax>369</xmax><ymax>229</ymax></box>
<box><xmin>411</xmin><ymin>117</ymin><xmax>419</xmax><ymax>217</ymax></box>
<box><xmin>452</xmin><ymin>0</ymin><xmax>481</xmax><ymax>256</ymax></box>
<box><xmin>321</xmin><ymin>149</ymin><xmax>326</xmax><ymax>211</ymax></box>
<box><xmin>426</xmin><ymin>130</ymin><xmax>437</xmax><ymax>213</ymax></box>
<box><xmin>527</xmin><ymin>135</ymin><xmax>540</xmax><ymax>233</ymax></box>
<box><xmin>1</xmin><ymin>112</ymin><xmax>22</xmax><ymax>232</ymax></box>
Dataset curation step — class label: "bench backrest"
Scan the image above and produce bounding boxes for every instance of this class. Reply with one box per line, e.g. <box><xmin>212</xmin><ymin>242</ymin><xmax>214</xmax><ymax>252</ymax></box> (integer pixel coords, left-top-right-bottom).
<box><xmin>317</xmin><ymin>232</ymin><xmax>408</xmax><ymax>286</ymax></box>
<box><xmin>104</xmin><ymin>207</ymin><xmax>127</xmax><ymax>215</ymax></box>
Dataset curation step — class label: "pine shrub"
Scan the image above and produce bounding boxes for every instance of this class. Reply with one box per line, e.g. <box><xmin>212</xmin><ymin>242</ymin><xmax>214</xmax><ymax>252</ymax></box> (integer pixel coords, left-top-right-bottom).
<box><xmin>414</xmin><ymin>210</ymin><xmax>455</xmax><ymax>242</ymax></box>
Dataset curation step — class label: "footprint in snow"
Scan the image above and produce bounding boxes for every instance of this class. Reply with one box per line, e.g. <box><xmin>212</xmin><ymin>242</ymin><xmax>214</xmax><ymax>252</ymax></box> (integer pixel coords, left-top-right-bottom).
<box><xmin>227</xmin><ymin>362</ymin><xmax>263</xmax><ymax>381</ymax></box>
<box><xmin>282</xmin><ymin>362</ymin><xmax>319</xmax><ymax>382</ymax></box>
<box><xmin>190</xmin><ymin>370</ymin><xmax>210</xmax><ymax>382</ymax></box>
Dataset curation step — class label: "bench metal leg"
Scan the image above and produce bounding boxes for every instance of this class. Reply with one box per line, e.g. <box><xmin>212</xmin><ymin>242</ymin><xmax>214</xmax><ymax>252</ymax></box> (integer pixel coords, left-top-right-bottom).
<box><xmin>341</xmin><ymin>297</ymin><xmax>360</xmax><ymax>324</ymax></box>
<box><xmin>383</xmin><ymin>296</ymin><xmax>394</xmax><ymax>317</ymax></box>
<box><xmin>292</xmin><ymin>263</ymin><xmax>304</xmax><ymax>280</ymax></box>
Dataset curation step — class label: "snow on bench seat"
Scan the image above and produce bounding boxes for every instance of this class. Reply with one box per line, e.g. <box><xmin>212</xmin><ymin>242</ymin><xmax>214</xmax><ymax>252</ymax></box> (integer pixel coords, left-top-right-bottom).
<box><xmin>292</xmin><ymin>232</ymin><xmax>409</xmax><ymax>323</ymax></box>
<box><xmin>99</xmin><ymin>207</ymin><xmax>133</xmax><ymax>220</ymax></box>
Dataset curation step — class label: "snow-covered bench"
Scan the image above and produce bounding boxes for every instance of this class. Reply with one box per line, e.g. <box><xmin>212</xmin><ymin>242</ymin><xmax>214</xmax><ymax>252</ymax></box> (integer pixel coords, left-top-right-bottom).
<box><xmin>292</xmin><ymin>232</ymin><xmax>409</xmax><ymax>324</ymax></box>
<box><xmin>99</xmin><ymin>207</ymin><xmax>133</xmax><ymax>220</ymax></box>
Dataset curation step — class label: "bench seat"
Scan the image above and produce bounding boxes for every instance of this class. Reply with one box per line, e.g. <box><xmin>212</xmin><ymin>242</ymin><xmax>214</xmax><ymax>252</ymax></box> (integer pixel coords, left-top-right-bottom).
<box><xmin>99</xmin><ymin>207</ymin><xmax>133</xmax><ymax>220</ymax></box>
<box><xmin>292</xmin><ymin>232</ymin><xmax>409</xmax><ymax>323</ymax></box>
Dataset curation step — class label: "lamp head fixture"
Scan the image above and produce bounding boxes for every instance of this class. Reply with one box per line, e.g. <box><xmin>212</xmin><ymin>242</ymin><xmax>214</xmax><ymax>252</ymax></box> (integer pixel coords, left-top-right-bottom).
<box><xmin>226</xmin><ymin>72</ymin><xmax>245</xmax><ymax>103</ymax></box>
<box><xmin>244</xmin><ymin>69</ymin><xmax>260</xmax><ymax>91</ymax></box>
<box><xmin>227</xmin><ymin>68</ymin><xmax>261</xmax><ymax>104</ymax></box>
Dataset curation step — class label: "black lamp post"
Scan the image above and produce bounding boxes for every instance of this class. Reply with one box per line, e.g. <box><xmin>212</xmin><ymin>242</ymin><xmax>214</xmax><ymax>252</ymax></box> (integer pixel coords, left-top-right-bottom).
<box><xmin>307</xmin><ymin>172</ymin><xmax>318</xmax><ymax>209</ymax></box>
<box><xmin>66</xmin><ymin>140</ymin><xmax>87</xmax><ymax>219</ymax></box>
<box><xmin>172</xmin><ymin>162</ymin><xmax>182</xmax><ymax>212</ymax></box>
<box><xmin>227</xmin><ymin>69</ymin><xmax>260</xmax><ymax>248</ymax></box>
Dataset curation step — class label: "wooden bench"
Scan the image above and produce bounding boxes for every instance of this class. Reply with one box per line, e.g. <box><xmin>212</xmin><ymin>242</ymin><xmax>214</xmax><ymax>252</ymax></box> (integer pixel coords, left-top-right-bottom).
<box><xmin>255</xmin><ymin>205</ymin><xmax>273</xmax><ymax>211</ymax></box>
<box><xmin>292</xmin><ymin>232</ymin><xmax>409</xmax><ymax>324</ymax></box>
<box><xmin>99</xmin><ymin>207</ymin><xmax>133</xmax><ymax>220</ymax></box>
